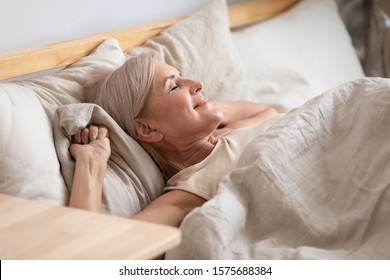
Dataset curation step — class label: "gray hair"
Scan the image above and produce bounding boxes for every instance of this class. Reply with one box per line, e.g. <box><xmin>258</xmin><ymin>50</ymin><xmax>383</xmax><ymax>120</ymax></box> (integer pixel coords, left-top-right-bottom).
<box><xmin>84</xmin><ymin>52</ymin><xmax>177</xmax><ymax>180</ymax></box>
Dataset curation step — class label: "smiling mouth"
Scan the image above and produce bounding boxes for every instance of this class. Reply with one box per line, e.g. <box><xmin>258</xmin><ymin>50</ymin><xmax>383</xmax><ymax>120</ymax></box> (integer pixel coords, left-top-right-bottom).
<box><xmin>194</xmin><ymin>98</ymin><xmax>209</xmax><ymax>109</ymax></box>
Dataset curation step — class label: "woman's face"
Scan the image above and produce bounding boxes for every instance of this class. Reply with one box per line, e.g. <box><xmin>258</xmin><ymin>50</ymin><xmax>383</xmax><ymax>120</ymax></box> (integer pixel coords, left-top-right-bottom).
<box><xmin>139</xmin><ymin>61</ymin><xmax>222</xmax><ymax>143</ymax></box>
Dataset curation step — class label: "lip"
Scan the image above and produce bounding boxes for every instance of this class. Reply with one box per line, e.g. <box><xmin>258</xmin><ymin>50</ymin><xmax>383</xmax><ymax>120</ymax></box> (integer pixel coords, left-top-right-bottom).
<box><xmin>194</xmin><ymin>98</ymin><xmax>209</xmax><ymax>109</ymax></box>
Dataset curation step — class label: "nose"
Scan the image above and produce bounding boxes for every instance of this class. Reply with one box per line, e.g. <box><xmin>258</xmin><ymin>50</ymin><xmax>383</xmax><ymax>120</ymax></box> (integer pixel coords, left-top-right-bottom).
<box><xmin>189</xmin><ymin>79</ymin><xmax>203</xmax><ymax>95</ymax></box>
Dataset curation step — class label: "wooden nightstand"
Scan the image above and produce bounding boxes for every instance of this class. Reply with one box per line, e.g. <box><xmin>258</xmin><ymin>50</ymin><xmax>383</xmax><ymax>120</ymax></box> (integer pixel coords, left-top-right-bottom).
<box><xmin>0</xmin><ymin>193</ymin><xmax>180</xmax><ymax>259</ymax></box>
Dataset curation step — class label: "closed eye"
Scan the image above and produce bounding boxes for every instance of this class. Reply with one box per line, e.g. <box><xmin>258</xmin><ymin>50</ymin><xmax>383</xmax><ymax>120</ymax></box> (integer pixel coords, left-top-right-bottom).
<box><xmin>171</xmin><ymin>84</ymin><xmax>180</xmax><ymax>92</ymax></box>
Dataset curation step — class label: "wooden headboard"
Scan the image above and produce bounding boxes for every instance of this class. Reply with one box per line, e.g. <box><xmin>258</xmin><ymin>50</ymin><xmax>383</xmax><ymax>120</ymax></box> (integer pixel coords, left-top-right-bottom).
<box><xmin>0</xmin><ymin>0</ymin><xmax>298</xmax><ymax>80</ymax></box>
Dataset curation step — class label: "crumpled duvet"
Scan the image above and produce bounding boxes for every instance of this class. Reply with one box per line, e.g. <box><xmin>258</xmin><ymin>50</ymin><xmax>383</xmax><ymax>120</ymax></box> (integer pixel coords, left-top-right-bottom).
<box><xmin>165</xmin><ymin>77</ymin><xmax>390</xmax><ymax>259</ymax></box>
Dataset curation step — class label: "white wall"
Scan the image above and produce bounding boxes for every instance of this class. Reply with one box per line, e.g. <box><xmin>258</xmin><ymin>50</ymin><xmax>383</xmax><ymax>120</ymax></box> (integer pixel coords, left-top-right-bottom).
<box><xmin>0</xmin><ymin>0</ymin><xmax>244</xmax><ymax>54</ymax></box>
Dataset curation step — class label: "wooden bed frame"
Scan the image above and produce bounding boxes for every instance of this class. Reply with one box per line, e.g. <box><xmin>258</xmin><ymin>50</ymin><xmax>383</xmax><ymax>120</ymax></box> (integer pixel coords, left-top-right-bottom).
<box><xmin>0</xmin><ymin>0</ymin><xmax>298</xmax><ymax>260</ymax></box>
<box><xmin>0</xmin><ymin>0</ymin><xmax>298</xmax><ymax>80</ymax></box>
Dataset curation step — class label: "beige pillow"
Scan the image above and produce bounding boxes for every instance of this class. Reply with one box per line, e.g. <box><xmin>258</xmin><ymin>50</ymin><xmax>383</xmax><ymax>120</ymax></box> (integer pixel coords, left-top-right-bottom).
<box><xmin>126</xmin><ymin>0</ymin><xmax>248</xmax><ymax>102</ymax></box>
<box><xmin>19</xmin><ymin>38</ymin><xmax>126</xmax><ymax>119</ymax></box>
<box><xmin>0</xmin><ymin>39</ymin><xmax>126</xmax><ymax>207</ymax></box>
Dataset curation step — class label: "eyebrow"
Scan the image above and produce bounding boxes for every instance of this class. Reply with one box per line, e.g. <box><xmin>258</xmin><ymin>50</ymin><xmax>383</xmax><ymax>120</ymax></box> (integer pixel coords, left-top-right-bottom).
<box><xmin>163</xmin><ymin>74</ymin><xmax>176</xmax><ymax>89</ymax></box>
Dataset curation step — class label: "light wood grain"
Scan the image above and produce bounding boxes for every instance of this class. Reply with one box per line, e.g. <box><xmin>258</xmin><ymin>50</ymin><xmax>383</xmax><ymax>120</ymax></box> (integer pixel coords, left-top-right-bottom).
<box><xmin>229</xmin><ymin>0</ymin><xmax>298</xmax><ymax>28</ymax></box>
<box><xmin>0</xmin><ymin>0</ymin><xmax>298</xmax><ymax>80</ymax></box>
<box><xmin>0</xmin><ymin>193</ymin><xmax>181</xmax><ymax>259</ymax></box>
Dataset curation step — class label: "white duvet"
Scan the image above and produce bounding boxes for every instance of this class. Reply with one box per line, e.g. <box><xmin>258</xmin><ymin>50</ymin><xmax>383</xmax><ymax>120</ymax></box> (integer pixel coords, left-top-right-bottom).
<box><xmin>165</xmin><ymin>77</ymin><xmax>390</xmax><ymax>260</ymax></box>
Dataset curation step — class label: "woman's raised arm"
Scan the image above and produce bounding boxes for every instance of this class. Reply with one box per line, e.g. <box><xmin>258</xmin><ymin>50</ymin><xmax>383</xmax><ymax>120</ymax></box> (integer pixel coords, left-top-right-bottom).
<box><xmin>68</xmin><ymin>125</ymin><xmax>111</xmax><ymax>212</ymax></box>
<box><xmin>212</xmin><ymin>101</ymin><xmax>278</xmax><ymax>135</ymax></box>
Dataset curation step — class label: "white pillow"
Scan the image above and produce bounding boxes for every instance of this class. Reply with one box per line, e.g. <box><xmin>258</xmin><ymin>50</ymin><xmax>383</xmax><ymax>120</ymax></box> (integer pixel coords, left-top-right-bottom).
<box><xmin>0</xmin><ymin>84</ymin><xmax>68</xmax><ymax>204</ymax></box>
<box><xmin>232</xmin><ymin>0</ymin><xmax>365</xmax><ymax>112</ymax></box>
<box><xmin>126</xmin><ymin>0</ymin><xmax>248</xmax><ymax>102</ymax></box>
<box><xmin>0</xmin><ymin>39</ymin><xmax>126</xmax><ymax>207</ymax></box>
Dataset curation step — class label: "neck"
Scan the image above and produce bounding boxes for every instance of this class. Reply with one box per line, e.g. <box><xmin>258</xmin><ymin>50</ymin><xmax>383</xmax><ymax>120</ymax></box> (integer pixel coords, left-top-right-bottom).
<box><xmin>155</xmin><ymin>135</ymin><xmax>217</xmax><ymax>169</ymax></box>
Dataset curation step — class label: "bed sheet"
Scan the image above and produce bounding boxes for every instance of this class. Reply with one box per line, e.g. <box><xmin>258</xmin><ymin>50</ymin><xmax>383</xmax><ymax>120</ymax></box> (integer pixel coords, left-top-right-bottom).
<box><xmin>165</xmin><ymin>77</ymin><xmax>390</xmax><ymax>259</ymax></box>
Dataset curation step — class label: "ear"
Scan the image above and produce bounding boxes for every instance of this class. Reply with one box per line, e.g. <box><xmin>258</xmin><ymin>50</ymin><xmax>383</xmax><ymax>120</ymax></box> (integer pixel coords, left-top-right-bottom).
<box><xmin>135</xmin><ymin>119</ymin><xmax>163</xmax><ymax>143</ymax></box>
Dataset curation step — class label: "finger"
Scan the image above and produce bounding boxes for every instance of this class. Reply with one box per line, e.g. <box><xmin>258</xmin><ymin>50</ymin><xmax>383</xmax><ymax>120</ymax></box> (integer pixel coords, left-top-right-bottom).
<box><xmin>98</xmin><ymin>126</ymin><xmax>109</xmax><ymax>139</ymax></box>
<box><xmin>88</xmin><ymin>125</ymin><xmax>99</xmax><ymax>141</ymax></box>
<box><xmin>72</xmin><ymin>131</ymin><xmax>82</xmax><ymax>143</ymax></box>
<box><xmin>81</xmin><ymin>127</ymin><xmax>90</xmax><ymax>144</ymax></box>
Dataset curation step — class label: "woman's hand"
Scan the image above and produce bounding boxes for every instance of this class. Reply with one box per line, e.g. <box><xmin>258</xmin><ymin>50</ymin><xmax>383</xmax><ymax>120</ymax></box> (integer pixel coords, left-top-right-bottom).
<box><xmin>68</xmin><ymin>125</ymin><xmax>111</xmax><ymax>212</ymax></box>
<box><xmin>70</xmin><ymin>125</ymin><xmax>111</xmax><ymax>164</ymax></box>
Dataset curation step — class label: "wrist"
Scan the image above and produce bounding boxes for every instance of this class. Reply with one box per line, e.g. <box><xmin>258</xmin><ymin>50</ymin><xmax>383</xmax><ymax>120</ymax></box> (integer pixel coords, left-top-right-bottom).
<box><xmin>75</xmin><ymin>156</ymin><xmax>107</xmax><ymax>183</ymax></box>
<box><xmin>69</xmin><ymin>156</ymin><xmax>107</xmax><ymax>212</ymax></box>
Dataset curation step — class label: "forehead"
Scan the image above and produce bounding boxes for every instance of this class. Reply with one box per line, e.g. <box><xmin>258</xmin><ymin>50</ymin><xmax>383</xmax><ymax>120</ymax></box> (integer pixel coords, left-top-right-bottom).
<box><xmin>155</xmin><ymin>61</ymin><xmax>178</xmax><ymax>80</ymax></box>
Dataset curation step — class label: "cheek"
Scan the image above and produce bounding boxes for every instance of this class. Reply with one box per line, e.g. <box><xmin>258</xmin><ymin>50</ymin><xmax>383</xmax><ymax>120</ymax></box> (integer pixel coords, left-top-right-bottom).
<box><xmin>170</xmin><ymin>95</ymin><xmax>192</xmax><ymax>114</ymax></box>
<box><xmin>148</xmin><ymin>94</ymin><xmax>194</xmax><ymax>122</ymax></box>
<box><xmin>147</xmin><ymin>96</ymin><xmax>172</xmax><ymax>117</ymax></box>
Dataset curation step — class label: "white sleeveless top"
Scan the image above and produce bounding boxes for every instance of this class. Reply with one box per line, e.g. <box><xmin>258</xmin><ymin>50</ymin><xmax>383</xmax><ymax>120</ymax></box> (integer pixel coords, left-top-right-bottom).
<box><xmin>165</xmin><ymin>115</ymin><xmax>282</xmax><ymax>200</ymax></box>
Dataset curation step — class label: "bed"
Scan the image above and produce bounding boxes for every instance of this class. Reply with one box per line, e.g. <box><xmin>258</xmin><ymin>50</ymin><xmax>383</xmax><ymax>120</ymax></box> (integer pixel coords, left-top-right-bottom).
<box><xmin>1</xmin><ymin>0</ymin><xmax>389</xmax><ymax>260</ymax></box>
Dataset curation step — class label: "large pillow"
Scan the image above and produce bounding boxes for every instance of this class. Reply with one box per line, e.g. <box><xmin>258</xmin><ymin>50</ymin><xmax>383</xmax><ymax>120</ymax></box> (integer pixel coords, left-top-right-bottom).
<box><xmin>232</xmin><ymin>0</ymin><xmax>366</xmax><ymax>112</ymax></box>
<box><xmin>0</xmin><ymin>84</ymin><xmax>68</xmax><ymax>204</ymax></box>
<box><xmin>0</xmin><ymin>39</ymin><xmax>126</xmax><ymax>207</ymax></box>
<box><xmin>19</xmin><ymin>38</ymin><xmax>126</xmax><ymax>119</ymax></box>
<box><xmin>126</xmin><ymin>0</ymin><xmax>248</xmax><ymax>102</ymax></box>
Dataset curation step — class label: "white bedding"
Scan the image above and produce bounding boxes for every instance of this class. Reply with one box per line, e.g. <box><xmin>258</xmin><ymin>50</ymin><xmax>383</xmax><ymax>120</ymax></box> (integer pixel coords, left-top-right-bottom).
<box><xmin>165</xmin><ymin>77</ymin><xmax>390</xmax><ymax>259</ymax></box>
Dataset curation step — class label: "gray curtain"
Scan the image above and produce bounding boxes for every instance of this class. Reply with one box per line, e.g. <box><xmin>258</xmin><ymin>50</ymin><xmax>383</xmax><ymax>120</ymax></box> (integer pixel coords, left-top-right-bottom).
<box><xmin>336</xmin><ymin>0</ymin><xmax>390</xmax><ymax>78</ymax></box>
<box><xmin>365</xmin><ymin>0</ymin><xmax>390</xmax><ymax>77</ymax></box>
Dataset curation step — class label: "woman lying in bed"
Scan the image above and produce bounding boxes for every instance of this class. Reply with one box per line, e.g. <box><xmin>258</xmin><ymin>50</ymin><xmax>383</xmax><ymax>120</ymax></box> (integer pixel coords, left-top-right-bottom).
<box><xmin>69</xmin><ymin>52</ymin><xmax>279</xmax><ymax>227</ymax></box>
